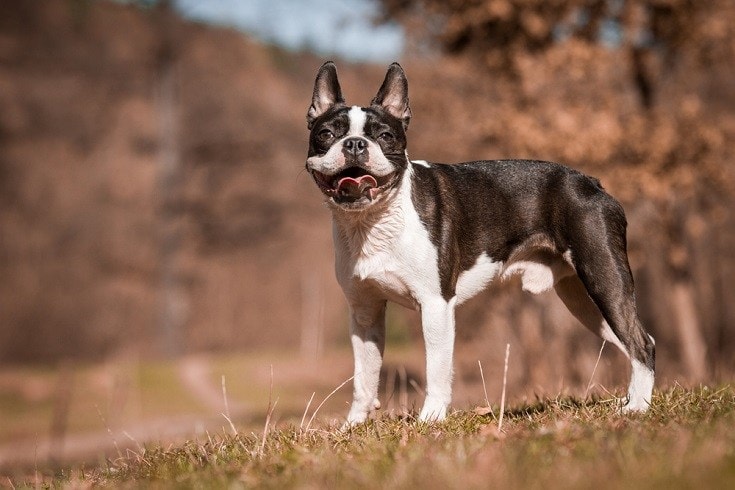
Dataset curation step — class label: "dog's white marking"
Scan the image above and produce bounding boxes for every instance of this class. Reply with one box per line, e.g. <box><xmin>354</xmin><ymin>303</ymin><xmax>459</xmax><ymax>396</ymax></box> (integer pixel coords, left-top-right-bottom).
<box><xmin>502</xmin><ymin>250</ymin><xmax>575</xmax><ymax>294</ymax></box>
<box><xmin>553</xmin><ymin>275</ymin><xmax>654</xmax><ymax>413</ymax></box>
<box><xmin>346</xmin><ymin>301</ymin><xmax>386</xmax><ymax>424</ymax></box>
<box><xmin>334</xmin><ymin>166</ymin><xmax>459</xmax><ymax>422</ymax></box>
<box><xmin>599</xmin><ymin>321</ymin><xmax>654</xmax><ymax>412</ymax></box>
<box><xmin>419</xmin><ymin>295</ymin><xmax>457</xmax><ymax>421</ymax></box>
<box><xmin>412</xmin><ymin>159</ymin><xmax>430</xmax><ymax>168</ymax></box>
<box><xmin>598</xmin><ymin>320</ymin><xmax>627</xmax><ymax>353</ymax></box>
<box><xmin>504</xmin><ymin>261</ymin><xmax>556</xmax><ymax>294</ymax></box>
<box><xmin>624</xmin><ymin>359</ymin><xmax>654</xmax><ymax>412</ymax></box>
<box><xmin>348</xmin><ymin>105</ymin><xmax>367</xmax><ymax>136</ymax></box>
<box><xmin>336</xmin><ymin>167</ymin><xmax>442</xmax><ymax>306</ymax></box>
<box><xmin>455</xmin><ymin>253</ymin><xmax>501</xmax><ymax>304</ymax></box>
<box><xmin>306</xmin><ymin>106</ymin><xmax>395</xmax><ymax>180</ymax></box>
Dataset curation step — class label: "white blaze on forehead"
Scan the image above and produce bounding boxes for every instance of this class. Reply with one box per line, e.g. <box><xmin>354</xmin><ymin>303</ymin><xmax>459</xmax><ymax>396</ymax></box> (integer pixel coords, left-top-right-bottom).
<box><xmin>347</xmin><ymin>105</ymin><xmax>367</xmax><ymax>136</ymax></box>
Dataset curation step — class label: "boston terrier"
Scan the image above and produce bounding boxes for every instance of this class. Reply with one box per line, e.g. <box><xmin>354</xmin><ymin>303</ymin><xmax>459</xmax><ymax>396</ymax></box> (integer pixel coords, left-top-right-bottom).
<box><xmin>305</xmin><ymin>61</ymin><xmax>655</xmax><ymax>423</ymax></box>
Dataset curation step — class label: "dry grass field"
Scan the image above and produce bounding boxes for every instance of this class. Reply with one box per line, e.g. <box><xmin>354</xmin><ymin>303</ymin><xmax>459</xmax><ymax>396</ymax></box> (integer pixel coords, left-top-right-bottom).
<box><xmin>11</xmin><ymin>385</ymin><xmax>735</xmax><ymax>489</ymax></box>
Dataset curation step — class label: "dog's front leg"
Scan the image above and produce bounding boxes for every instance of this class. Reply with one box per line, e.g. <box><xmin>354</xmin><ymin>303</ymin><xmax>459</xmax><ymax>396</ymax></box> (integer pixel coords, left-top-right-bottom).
<box><xmin>419</xmin><ymin>297</ymin><xmax>457</xmax><ymax>422</ymax></box>
<box><xmin>346</xmin><ymin>299</ymin><xmax>387</xmax><ymax>425</ymax></box>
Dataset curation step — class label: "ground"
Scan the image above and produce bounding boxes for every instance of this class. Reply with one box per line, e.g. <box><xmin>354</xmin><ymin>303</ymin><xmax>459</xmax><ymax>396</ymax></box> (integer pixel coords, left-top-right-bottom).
<box><xmin>9</xmin><ymin>385</ymin><xmax>735</xmax><ymax>488</ymax></box>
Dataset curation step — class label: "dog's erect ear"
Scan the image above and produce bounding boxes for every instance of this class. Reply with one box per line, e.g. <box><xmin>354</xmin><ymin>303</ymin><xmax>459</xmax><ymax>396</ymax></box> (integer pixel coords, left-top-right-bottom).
<box><xmin>307</xmin><ymin>61</ymin><xmax>344</xmax><ymax>129</ymax></box>
<box><xmin>371</xmin><ymin>62</ymin><xmax>411</xmax><ymax>130</ymax></box>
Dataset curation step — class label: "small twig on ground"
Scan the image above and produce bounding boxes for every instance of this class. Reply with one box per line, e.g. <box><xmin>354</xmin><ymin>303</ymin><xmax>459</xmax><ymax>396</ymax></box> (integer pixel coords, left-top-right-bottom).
<box><xmin>498</xmin><ymin>344</ymin><xmax>510</xmax><ymax>432</ymax></box>
<box><xmin>222</xmin><ymin>412</ymin><xmax>238</xmax><ymax>437</ymax></box>
<box><xmin>478</xmin><ymin>360</ymin><xmax>490</xmax><ymax>407</ymax></box>
<box><xmin>474</xmin><ymin>359</ymin><xmax>497</xmax><ymax>421</ymax></box>
<box><xmin>221</xmin><ymin>375</ymin><xmax>238</xmax><ymax>436</ymax></box>
<box><xmin>259</xmin><ymin>398</ymin><xmax>278</xmax><ymax>456</ymax></box>
<box><xmin>305</xmin><ymin>375</ymin><xmax>355</xmax><ymax>432</ymax></box>
<box><xmin>95</xmin><ymin>405</ymin><xmax>122</xmax><ymax>460</ymax></box>
<box><xmin>300</xmin><ymin>392</ymin><xmax>316</xmax><ymax>432</ymax></box>
<box><xmin>585</xmin><ymin>341</ymin><xmax>607</xmax><ymax>400</ymax></box>
<box><xmin>259</xmin><ymin>365</ymin><xmax>276</xmax><ymax>457</ymax></box>
<box><xmin>121</xmin><ymin>430</ymin><xmax>145</xmax><ymax>457</ymax></box>
<box><xmin>598</xmin><ymin>384</ymin><xmax>619</xmax><ymax>400</ymax></box>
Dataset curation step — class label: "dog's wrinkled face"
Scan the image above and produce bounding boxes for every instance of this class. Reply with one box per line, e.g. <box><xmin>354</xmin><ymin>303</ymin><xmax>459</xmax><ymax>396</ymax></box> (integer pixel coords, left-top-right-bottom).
<box><xmin>306</xmin><ymin>62</ymin><xmax>411</xmax><ymax>210</ymax></box>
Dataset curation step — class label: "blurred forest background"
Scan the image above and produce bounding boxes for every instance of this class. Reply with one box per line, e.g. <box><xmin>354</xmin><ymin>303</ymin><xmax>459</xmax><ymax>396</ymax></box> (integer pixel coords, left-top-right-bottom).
<box><xmin>1</xmin><ymin>0</ymin><xmax>734</xmax><ymax>462</ymax></box>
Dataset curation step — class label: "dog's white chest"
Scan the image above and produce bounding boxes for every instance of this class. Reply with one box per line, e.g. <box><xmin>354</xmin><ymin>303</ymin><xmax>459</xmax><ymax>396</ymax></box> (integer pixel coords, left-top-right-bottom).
<box><xmin>334</xmin><ymin>177</ymin><xmax>443</xmax><ymax>309</ymax></box>
<box><xmin>349</xmin><ymin>229</ymin><xmax>440</xmax><ymax>309</ymax></box>
<box><xmin>353</xmin><ymin>252</ymin><xmax>417</xmax><ymax>308</ymax></box>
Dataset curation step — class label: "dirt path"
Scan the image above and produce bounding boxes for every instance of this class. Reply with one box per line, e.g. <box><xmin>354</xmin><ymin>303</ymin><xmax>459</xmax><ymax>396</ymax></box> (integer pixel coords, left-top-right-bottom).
<box><xmin>0</xmin><ymin>414</ymin><xmax>228</xmax><ymax>470</ymax></box>
<box><xmin>0</xmin><ymin>356</ymin><xmax>251</xmax><ymax>471</ymax></box>
<box><xmin>178</xmin><ymin>356</ymin><xmax>249</xmax><ymax>416</ymax></box>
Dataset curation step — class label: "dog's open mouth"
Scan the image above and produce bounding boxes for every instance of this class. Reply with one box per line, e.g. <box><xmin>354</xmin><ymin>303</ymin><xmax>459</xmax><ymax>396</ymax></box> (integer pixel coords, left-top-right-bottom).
<box><xmin>311</xmin><ymin>166</ymin><xmax>396</xmax><ymax>204</ymax></box>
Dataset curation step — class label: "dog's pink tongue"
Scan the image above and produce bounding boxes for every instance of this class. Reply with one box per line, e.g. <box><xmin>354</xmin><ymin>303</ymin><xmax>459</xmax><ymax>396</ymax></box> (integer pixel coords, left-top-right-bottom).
<box><xmin>336</xmin><ymin>175</ymin><xmax>378</xmax><ymax>199</ymax></box>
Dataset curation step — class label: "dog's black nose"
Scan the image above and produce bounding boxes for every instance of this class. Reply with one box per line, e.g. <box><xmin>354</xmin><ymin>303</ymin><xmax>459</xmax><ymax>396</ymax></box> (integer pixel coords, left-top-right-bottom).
<box><xmin>343</xmin><ymin>137</ymin><xmax>367</xmax><ymax>156</ymax></box>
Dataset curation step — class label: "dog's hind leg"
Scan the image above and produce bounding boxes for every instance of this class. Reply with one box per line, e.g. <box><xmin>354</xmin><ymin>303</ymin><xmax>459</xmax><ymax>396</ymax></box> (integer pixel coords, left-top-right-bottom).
<box><xmin>554</xmin><ymin>268</ymin><xmax>655</xmax><ymax>412</ymax></box>
<box><xmin>555</xmin><ymin>197</ymin><xmax>655</xmax><ymax>411</ymax></box>
<box><xmin>346</xmin><ymin>299</ymin><xmax>387</xmax><ymax>425</ymax></box>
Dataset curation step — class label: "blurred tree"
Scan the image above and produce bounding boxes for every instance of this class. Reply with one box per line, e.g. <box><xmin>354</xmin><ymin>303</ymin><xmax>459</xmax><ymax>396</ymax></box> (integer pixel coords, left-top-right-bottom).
<box><xmin>381</xmin><ymin>0</ymin><xmax>735</xmax><ymax>108</ymax></box>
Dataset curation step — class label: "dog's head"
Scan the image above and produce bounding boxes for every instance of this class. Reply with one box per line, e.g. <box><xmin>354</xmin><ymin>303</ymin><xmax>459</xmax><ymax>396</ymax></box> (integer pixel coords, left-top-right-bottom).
<box><xmin>305</xmin><ymin>62</ymin><xmax>411</xmax><ymax>211</ymax></box>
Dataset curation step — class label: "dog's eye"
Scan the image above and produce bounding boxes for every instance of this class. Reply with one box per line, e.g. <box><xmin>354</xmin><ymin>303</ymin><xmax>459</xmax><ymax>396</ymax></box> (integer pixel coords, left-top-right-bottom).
<box><xmin>318</xmin><ymin>129</ymin><xmax>334</xmax><ymax>142</ymax></box>
<box><xmin>378</xmin><ymin>132</ymin><xmax>394</xmax><ymax>143</ymax></box>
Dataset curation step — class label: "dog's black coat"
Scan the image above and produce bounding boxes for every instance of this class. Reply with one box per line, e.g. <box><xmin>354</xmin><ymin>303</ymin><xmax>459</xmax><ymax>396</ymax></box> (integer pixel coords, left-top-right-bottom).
<box><xmin>410</xmin><ymin>158</ymin><xmax>653</xmax><ymax>367</ymax></box>
<box><xmin>411</xmin><ymin>159</ymin><xmax>616</xmax><ymax>297</ymax></box>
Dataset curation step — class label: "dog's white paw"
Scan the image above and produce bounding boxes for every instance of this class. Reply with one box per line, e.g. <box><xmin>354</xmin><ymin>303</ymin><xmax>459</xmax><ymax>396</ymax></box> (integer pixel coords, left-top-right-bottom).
<box><xmin>418</xmin><ymin>397</ymin><xmax>448</xmax><ymax>422</ymax></box>
<box><xmin>621</xmin><ymin>396</ymin><xmax>651</xmax><ymax>413</ymax></box>
<box><xmin>345</xmin><ymin>408</ymin><xmax>368</xmax><ymax>425</ymax></box>
<box><xmin>341</xmin><ymin>412</ymin><xmax>367</xmax><ymax>431</ymax></box>
<box><xmin>623</xmin><ymin>360</ymin><xmax>654</xmax><ymax>413</ymax></box>
<box><xmin>343</xmin><ymin>399</ymin><xmax>381</xmax><ymax>429</ymax></box>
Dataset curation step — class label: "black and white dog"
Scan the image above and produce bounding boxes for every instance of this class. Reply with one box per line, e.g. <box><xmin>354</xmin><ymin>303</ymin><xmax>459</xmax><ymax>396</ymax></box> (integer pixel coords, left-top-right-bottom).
<box><xmin>305</xmin><ymin>61</ymin><xmax>655</xmax><ymax>423</ymax></box>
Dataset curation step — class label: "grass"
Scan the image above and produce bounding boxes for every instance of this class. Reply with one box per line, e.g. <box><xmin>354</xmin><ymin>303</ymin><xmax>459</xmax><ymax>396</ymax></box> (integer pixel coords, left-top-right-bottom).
<box><xmin>25</xmin><ymin>384</ymin><xmax>735</xmax><ymax>489</ymax></box>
